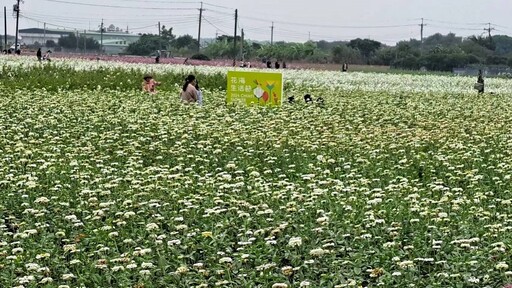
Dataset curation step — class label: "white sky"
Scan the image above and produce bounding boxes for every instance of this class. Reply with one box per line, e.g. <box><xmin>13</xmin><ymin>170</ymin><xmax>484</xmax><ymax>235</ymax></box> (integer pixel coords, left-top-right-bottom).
<box><xmin>2</xmin><ymin>0</ymin><xmax>510</xmax><ymax>45</ymax></box>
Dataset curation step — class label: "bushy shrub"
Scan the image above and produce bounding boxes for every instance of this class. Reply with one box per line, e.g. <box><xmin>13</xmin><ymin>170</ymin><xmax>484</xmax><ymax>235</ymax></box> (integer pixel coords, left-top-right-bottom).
<box><xmin>190</xmin><ymin>53</ymin><xmax>210</xmax><ymax>61</ymax></box>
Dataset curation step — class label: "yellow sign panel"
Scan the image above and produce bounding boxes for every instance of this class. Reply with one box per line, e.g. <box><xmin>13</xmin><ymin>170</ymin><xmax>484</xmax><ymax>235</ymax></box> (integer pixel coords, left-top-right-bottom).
<box><xmin>226</xmin><ymin>71</ymin><xmax>283</xmax><ymax>106</ymax></box>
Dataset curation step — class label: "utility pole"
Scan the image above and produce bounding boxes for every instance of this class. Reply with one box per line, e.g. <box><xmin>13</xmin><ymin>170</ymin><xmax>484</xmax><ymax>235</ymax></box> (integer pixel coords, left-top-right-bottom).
<box><xmin>484</xmin><ymin>23</ymin><xmax>495</xmax><ymax>42</ymax></box>
<box><xmin>75</xmin><ymin>30</ymin><xmax>79</xmax><ymax>52</ymax></box>
<box><xmin>419</xmin><ymin>18</ymin><xmax>426</xmax><ymax>54</ymax></box>
<box><xmin>84</xmin><ymin>29</ymin><xmax>86</xmax><ymax>53</ymax></box>
<box><xmin>4</xmin><ymin>6</ymin><xmax>7</xmax><ymax>51</ymax></box>
<box><xmin>271</xmin><ymin>22</ymin><xmax>274</xmax><ymax>46</ymax></box>
<box><xmin>241</xmin><ymin>28</ymin><xmax>244</xmax><ymax>61</ymax></box>
<box><xmin>43</xmin><ymin>22</ymin><xmax>46</xmax><ymax>47</ymax></box>
<box><xmin>158</xmin><ymin>21</ymin><xmax>162</xmax><ymax>52</ymax></box>
<box><xmin>308</xmin><ymin>31</ymin><xmax>311</xmax><ymax>41</ymax></box>
<box><xmin>233</xmin><ymin>9</ymin><xmax>237</xmax><ymax>66</ymax></box>
<box><xmin>14</xmin><ymin>0</ymin><xmax>20</xmax><ymax>53</ymax></box>
<box><xmin>100</xmin><ymin>19</ymin><xmax>103</xmax><ymax>54</ymax></box>
<box><xmin>197</xmin><ymin>1</ymin><xmax>203</xmax><ymax>52</ymax></box>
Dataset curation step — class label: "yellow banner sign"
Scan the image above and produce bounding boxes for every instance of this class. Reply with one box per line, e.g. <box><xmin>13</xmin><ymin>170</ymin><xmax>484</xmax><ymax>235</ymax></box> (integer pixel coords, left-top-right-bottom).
<box><xmin>226</xmin><ymin>71</ymin><xmax>283</xmax><ymax>106</ymax></box>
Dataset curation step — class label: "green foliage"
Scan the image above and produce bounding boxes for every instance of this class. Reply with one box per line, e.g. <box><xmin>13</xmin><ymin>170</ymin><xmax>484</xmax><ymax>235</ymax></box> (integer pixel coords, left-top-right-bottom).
<box><xmin>46</xmin><ymin>40</ymin><xmax>57</xmax><ymax>48</ymax></box>
<box><xmin>190</xmin><ymin>53</ymin><xmax>210</xmax><ymax>61</ymax></box>
<box><xmin>58</xmin><ymin>33</ymin><xmax>100</xmax><ymax>50</ymax></box>
<box><xmin>172</xmin><ymin>34</ymin><xmax>198</xmax><ymax>51</ymax></box>
<box><xmin>4</xmin><ymin>57</ymin><xmax>512</xmax><ymax>287</ymax></box>
<box><xmin>127</xmin><ymin>26</ymin><xmax>175</xmax><ymax>56</ymax></box>
<box><xmin>204</xmin><ymin>39</ymin><xmax>235</xmax><ymax>59</ymax></box>
<box><xmin>332</xmin><ymin>45</ymin><xmax>363</xmax><ymax>64</ymax></box>
<box><xmin>126</xmin><ymin>34</ymin><xmax>165</xmax><ymax>56</ymax></box>
<box><xmin>493</xmin><ymin>35</ymin><xmax>512</xmax><ymax>55</ymax></box>
<box><xmin>348</xmin><ymin>38</ymin><xmax>382</xmax><ymax>59</ymax></box>
<box><xmin>0</xmin><ymin>63</ymin><xmax>226</xmax><ymax>92</ymax></box>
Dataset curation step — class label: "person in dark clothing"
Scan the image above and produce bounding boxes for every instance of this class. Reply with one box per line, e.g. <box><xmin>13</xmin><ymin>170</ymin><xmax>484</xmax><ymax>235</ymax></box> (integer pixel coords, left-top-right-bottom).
<box><xmin>342</xmin><ymin>63</ymin><xmax>348</xmax><ymax>72</ymax></box>
<box><xmin>476</xmin><ymin>69</ymin><xmax>484</xmax><ymax>94</ymax></box>
<box><xmin>266</xmin><ymin>60</ymin><xmax>272</xmax><ymax>69</ymax></box>
<box><xmin>304</xmin><ymin>94</ymin><xmax>313</xmax><ymax>103</ymax></box>
<box><xmin>282</xmin><ymin>61</ymin><xmax>287</xmax><ymax>69</ymax></box>
<box><xmin>155</xmin><ymin>50</ymin><xmax>160</xmax><ymax>64</ymax></box>
<box><xmin>316</xmin><ymin>97</ymin><xmax>325</xmax><ymax>107</ymax></box>
<box><xmin>36</xmin><ymin>48</ymin><xmax>42</xmax><ymax>62</ymax></box>
<box><xmin>275</xmin><ymin>61</ymin><xmax>280</xmax><ymax>69</ymax></box>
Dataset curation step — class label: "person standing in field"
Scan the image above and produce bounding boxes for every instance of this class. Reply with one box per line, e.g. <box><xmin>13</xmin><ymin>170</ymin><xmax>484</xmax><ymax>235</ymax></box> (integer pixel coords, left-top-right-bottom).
<box><xmin>142</xmin><ymin>75</ymin><xmax>161</xmax><ymax>94</ymax></box>
<box><xmin>155</xmin><ymin>50</ymin><xmax>160</xmax><ymax>64</ymax></box>
<box><xmin>180</xmin><ymin>74</ymin><xmax>198</xmax><ymax>103</ymax></box>
<box><xmin>476</xmin><ymin>69</ymin><xmax>484</xmax><ymax>94</ymax></box>
<box><xmin>43</xmin><ymin>50</ymin><xmax>51</xmax><ymax>62</ymax></box>
<box><xmin>36</xmin><ymin>48</ymin><xmax>42</xmax><ymax>62</ymax></box>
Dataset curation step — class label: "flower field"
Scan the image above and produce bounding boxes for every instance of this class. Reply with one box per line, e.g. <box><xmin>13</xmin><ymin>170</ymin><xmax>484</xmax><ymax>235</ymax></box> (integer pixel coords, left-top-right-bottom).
<box><xmin>2</xmin><ymin>56</ymin><xmax>512</xmax><ymax>287</ymax></box>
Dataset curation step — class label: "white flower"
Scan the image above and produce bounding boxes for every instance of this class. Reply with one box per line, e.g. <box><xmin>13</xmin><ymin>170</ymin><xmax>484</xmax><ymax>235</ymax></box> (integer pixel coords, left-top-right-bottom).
<box><xmin>146</xmin><ymin>223</ymin><xmax>159</xmax><ymax>231</ymax></box>
<box><xmin>139</xmin><ymin>269</ymin><xmax>151</xmax><ymax>275</ymax></box>
<box><xmin>61</xmin><ymin>273</ymin><xmax>76</xmax><ymax>280</ymax></box>
<box><xmin>70</xmin><ymin>259</ymin><xmax>82</xmax><ymax>265</ymax></box>
<box><xmin>18</xmin><ymin>275</ymin><xmax>36</xmax><ymax>284</ymax></box>
<box><xmin>288</xmin><ymin>237</ymin><xmax>302</xmax><ymax>247</ymax></box>
<box><xmin>467</xmin><ymin>276</ymin><xmax>479</xmax><ymax>283</ymax></box>
<box><xmin>309</xmin><ymin>248</ymin><xmax>328</xmax><ymax>257</ymax></box>
<box><xmin>219</xmin><ymin>257</ymin><xmax>233</xmax><ymax>264</ymax></box>
<box><xmin>34</xmin><ymin>197</ymin><xmax>50</xmax><ymax>204</ymax></box>
<box><xmin>12</xmin><ymin>247</ymin><xmax>23</xmax><ymax>254</ymax></box>
<box><xmin>39</xmin><ymin>277</ymin><xmax>53</xmax><ymax>284</ymax></box>
<box><xmin>496</xmin><ymin>262</ymin><xmax>509</xmax><ymax>270</ymax></box>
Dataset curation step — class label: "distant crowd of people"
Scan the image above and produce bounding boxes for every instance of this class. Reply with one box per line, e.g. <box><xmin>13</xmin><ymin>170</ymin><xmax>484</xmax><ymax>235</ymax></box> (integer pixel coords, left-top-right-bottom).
<box><xmin>36</xmin><ymin>48</ymin><xmax>52</xmax><ymax>62</ymax></box>
<box><xmin>265</xmin><ymin>60</ymin><xmax>286</xmax><ymax>69</ymax></box>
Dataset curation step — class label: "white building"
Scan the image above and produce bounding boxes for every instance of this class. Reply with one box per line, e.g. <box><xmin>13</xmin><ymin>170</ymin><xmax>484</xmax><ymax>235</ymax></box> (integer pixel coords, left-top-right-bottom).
<box><xmin>19</xmin><ymin>28</ymin><xmax>141</xmax><ymax>54</ymax></box>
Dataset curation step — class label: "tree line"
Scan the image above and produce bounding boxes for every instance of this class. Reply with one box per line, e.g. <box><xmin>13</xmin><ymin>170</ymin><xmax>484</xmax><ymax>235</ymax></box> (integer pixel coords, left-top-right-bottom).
<box><xmin>56</xmin><ymin>26</ymin><xmax>512</xmax><ymax>72</ymax></box>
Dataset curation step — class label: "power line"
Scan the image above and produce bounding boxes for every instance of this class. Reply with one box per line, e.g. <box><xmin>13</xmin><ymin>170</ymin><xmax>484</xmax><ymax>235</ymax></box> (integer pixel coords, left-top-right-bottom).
<box><xmin>202</xmin><ymin>2</ymin><xmax>233</xmax><ymax>11</ymax></box>
<box><xmin>113</xmin><ymin>0</ymin><xmax>199</xmax><ymax>3</ymax></box>
<box><xmin>22</xmin><ymin>11</ymin><xmax>199</xmax><ymax>21</ymax></box>
<box><xmin>202</xmin><ymin>16</ymin><xmax>228</xmax><ymax>35</ymax></box>
<box><xmin>21</xmin><ymin>14</ymin><xmax>79</xmax><ymax>30</ymax></box>
<box><xmin>39</xmin><ymin>0</ymin><xmax>198</xmax><ymax>10</ymax></box>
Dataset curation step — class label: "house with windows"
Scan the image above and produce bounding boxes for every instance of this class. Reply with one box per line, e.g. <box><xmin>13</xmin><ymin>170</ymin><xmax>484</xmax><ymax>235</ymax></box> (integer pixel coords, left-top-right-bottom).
<box><xmin>19</xmin><ymin>28</ymin><xmax>140</xmax><ymax>54</ymax></box>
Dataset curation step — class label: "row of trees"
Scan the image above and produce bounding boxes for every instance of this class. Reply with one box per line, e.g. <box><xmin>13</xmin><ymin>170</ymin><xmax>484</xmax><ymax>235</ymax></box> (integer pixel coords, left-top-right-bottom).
<box><xmin>58</xmin><ymin>33</ymin><xmax>100</xmax><ymax>51</ymax></box>
<box><xmin>132</xmin><ymin>30</ymin><xmax>512</xmax><ymax>71</ymax></box>
<box><xmin>81</xmin><ymin>23</ymin><xmax>512</xmax><ymax>72</ymax></box>
<box><xmin>126</xmin><ymin>26</ymin><xmax>198</xmax><ymax>56</ymax></box>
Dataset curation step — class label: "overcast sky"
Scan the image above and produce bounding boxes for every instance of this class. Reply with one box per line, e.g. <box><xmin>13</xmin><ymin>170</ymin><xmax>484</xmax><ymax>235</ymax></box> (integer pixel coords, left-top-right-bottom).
<box><xmin>2</xmin><ymin>0</ymin><xmax>510</xmax><ymax>45</ymax></box>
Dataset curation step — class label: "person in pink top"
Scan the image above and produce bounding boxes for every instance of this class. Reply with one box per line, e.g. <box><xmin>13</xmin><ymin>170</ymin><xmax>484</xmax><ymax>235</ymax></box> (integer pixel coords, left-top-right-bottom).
<box><xmin>142</xmin><ymin>75</ymin><xmax>161</xmax><ymax>94</ymax></box>
<box><xmin>180</xmin><ymin>74</ymin><xmax>198</xmax><ymax>103</ymax></box>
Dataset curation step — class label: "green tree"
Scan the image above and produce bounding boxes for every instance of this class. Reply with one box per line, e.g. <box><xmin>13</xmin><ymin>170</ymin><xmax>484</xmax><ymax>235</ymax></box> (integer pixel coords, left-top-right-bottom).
<box><xmin>58</xmin><ymin>33</ymin><xmax>78</xmax><ymax>49</ymax></box>
<box><xmin>348</xmin><ymin>38</ymin><xmax>382</xmax><ymax>60</ymax></box>
<box><xmin>127</xmin><ymin>26</ymin><xmax>175</xmax><ymax>55</ymax></box>
<box><xmin>58</xmin><ymin>33</ymin><xmax>100</xmax><ymax>50</ymax></box>
<box><xmin>332</xmin><ymin>45</ymin><xmax>363</xmax><ymax>64</ymax></box>
<box><xmin>172</xmin><ymin>34</ymin><xmax>198</xmax><ymax>50</ymax></box>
